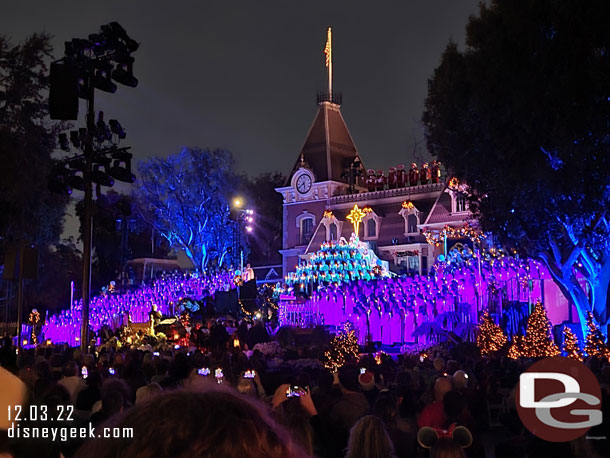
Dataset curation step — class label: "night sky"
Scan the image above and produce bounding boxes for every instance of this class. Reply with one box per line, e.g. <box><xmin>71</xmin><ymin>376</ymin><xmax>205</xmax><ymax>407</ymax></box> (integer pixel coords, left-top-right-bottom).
<box><xmin>2</xmin><ymin>1</ymin><xmax>480</xmax><ymax>176</ymax></box>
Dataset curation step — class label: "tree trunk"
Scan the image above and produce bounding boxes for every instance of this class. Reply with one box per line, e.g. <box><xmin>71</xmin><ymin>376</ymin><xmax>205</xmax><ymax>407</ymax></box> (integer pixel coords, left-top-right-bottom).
<box><xmin>541</xmin><ymin>255</ymin><xmax>610</xmax><ymax>338</ymax></box>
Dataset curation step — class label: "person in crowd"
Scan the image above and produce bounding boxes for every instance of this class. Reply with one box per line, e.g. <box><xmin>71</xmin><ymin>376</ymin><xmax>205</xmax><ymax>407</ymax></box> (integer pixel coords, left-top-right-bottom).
<box><xmin>76</xmin><ymin>387</ymin><xmax>311</xmax><ymax>458</ymax></box>
<box><xmin>429</xmin><ymin>438</ymin><xmax>466</xmax><ymax>458</ymax></box>
<box><xmin>357</xmin><ymin>369</ymin><xmax>379</xmax><ymax>407</ymax></box>
<box><xmin>90</xmin><ymin>390</ymin><xmax>125</xmax><ymax>427</ymax></box>
<box><xmin>345</xmin><ymin>415</ymin><xmax>397</xmax><ymax>458</ymax></box>
<box><xmin>330</xmin><ymin>365</ymin><xmax>370</xmax><ymax>433</ymax></box>
<box><xmin>76</xmin><ymin>369</ymin><xmax>102</xmax><ymax>412</ymax></box>
<box><xmin>372</xmin><ymin>393</ymin><xmax>415</xmax><ymax>458</ymax></box>
<box><xmin>57</xmin><ymin>361</ymin><xmax>86</xmax><ymax>404</ymax></box>
<box><xmin>418</xmin><ymin>376</ymin><xmax>452</xmax><ymax>428</ymax></box>
<box><xmin>135</xmin><ymin>382</ymin><xmax>162</xmax><ymax>404</ymax></box>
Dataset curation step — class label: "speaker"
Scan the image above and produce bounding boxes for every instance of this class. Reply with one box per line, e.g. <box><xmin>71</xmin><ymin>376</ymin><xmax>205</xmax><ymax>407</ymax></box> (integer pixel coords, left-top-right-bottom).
<box><xmin>2</xmin><ymin>246</ymin><xmax>18</xmax><ymax>280</ymax></box>
<box><xmin>49</xmin><ymin>62</ymin><xmax>79</xmax><ymax>120</ymax></box>
<box><xmin>2</xmin><ymin>245</ymin><xmax>38</xmax><ymax>280</ymax></box>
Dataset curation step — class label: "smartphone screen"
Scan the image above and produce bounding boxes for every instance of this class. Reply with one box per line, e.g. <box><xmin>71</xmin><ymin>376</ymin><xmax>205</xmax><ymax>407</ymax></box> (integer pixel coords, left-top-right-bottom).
<box><xmin>243</xmin><ymin>370</ymin><xmax>255</xmax><ymax>379</ymax></box>
<box><xmin>360</xmin><ymin>367</ymin><xmax>366</xmax><ymax>375</ymax></box>
<box><xmin>198</xmin><ymin>367</ymin><xmax>210</xmax><ymax>376</ymax></box>
<box><xmin>108</xmin><ymin>367</ymin><xmax>115</xmax><ymax>375</ymax></box>
<box><xmin>286</xmin><ymin>386</ymin><xmax>301</xmax><ymax>398</ymax></box>
<box><xmin>81</xmin><ymin>366</ymin><xmax>88</xmax><ymax>379</ymax></box>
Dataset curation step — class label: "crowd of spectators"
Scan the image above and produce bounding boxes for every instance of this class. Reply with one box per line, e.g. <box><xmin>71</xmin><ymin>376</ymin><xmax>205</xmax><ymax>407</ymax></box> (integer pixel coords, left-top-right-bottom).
<box><xmin>1</xmin><ymin>321</ymin><xmax>609</xmax><ymax>458</ymax></box>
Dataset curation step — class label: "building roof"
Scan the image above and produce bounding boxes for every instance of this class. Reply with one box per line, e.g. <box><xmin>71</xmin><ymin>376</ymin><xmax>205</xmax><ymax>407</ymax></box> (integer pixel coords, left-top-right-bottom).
<box><xmin>289</xmin><ymin>101</ymin><xmax>361</xmax><ymax>183</ymax></box>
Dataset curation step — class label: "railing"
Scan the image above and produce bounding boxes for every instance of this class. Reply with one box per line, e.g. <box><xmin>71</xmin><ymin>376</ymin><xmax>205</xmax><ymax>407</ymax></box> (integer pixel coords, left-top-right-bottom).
<box><xmin>317</xmin><ymin>91</ymin><xmax>343</xmax><ymax>105</ymax></box>
<box><xmin>330</xmin><ymin>182</ymin><xmax>444</xmax><ymax>205</ymax></box>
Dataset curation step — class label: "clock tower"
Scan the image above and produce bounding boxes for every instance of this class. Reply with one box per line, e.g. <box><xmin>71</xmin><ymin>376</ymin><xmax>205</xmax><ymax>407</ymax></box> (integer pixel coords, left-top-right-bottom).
<box><xmin>276</xmin><ymin>94</ymin><xmax>364</xmax><ymax>275</ymax></box>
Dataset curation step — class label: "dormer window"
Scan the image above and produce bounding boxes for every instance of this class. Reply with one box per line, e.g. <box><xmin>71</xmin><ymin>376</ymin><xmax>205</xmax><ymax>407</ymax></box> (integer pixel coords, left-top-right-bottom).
<box><xmin>362</xmin><ymin>206</ymin><xmax>381</xmax><ymax>240</ymax></box>
<box><xmin>456</xmin><ymin>193</ymin><xmax>467</xmax><ymax>213</ymax></box>
<box><xmin>321</xmin><ymin>210</ymin><xmax>343</xmax><ymax>242</ymax></box>
<box><xmin>399</xmin><ymin>201</ymin><xmax>420</xmax><ymax>236</ymax></box>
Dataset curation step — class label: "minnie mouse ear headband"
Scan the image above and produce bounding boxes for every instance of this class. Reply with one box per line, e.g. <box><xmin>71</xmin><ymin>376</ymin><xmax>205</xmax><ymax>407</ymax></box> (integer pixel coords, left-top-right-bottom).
<box><xmin>417</xmin><ymin>423</ymin><xmax>473</xmax><ymax>449</ymax></box>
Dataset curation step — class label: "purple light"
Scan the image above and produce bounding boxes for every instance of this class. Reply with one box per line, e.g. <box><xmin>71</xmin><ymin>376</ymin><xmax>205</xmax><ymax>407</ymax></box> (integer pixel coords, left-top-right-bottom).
<box><xmin>246</xmin><ymin>226</ymin><xmax>253</xmax><ymax>233</ymax></box>
<box><xmin>42</xmin><ymin>271</ymin><xmax>237</xmax><ymax>346</ymax></box>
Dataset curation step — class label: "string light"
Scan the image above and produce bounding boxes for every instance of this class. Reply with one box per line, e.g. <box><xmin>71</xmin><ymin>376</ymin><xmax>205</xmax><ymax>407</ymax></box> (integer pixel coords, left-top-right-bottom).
<box><xmin>422</xmin><ymin>223</ymin><xmax>485</xmax><ymax>247</ymax></box>
<box><xmin>476</xmin><ymin>311</ymin><xmax>507</xmax><ymax>356</ymax></box>
<box><xmin>520</xmin><ymin>300</ymin><xmax>560</xmax><ymax>358</ymax></box>
<box><xmin>323</xmin><ymin>323</ymin><xmax>359</xmax><ymax>372</ymax></box>
<box><xmin>561</xmin><ymin>326</ymin><xmax>583</xmax><ymax>361</ymax></box>
<box><xmin>584</xmin><ymin>311</ymin><xmax>610</xmax><ymax>361</ymax></box>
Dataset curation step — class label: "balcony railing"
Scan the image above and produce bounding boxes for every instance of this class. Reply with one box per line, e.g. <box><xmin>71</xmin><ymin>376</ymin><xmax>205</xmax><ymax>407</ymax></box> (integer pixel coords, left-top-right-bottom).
<box><xmin>329</xmin><ymin>182</ymin><xmax>444</xmax><ymax>205</ymax></box>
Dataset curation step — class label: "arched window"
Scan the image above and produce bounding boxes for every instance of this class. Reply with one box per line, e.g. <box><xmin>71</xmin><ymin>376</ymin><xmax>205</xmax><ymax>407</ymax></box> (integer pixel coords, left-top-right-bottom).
<box><xmin>399</xmin><ymin>202</ymin><xmax>420</xmax><ymax>236</ymax></box>
<box><xmin>300</xmin><ymin>218</ymin><xmax>314</xmax><ymax>245</ymax></box>
<box><xmin>456</xmin><ymin>194</ymin><xmax>467</xmax><ymax>212</ymax></box>
<box><xmin>407</xmin><ymin>214</ymin><xmax>418</xmax><ymax>234</ymax></box>
<box><xmin>329</xmin><ymin>223</ymin><xmax>338</xmax><ymax>241</ymax></box>
<box><xmin>367</xmin><ymin>219</ymin><xmax>376</xmax><ymax>237</ymax></box>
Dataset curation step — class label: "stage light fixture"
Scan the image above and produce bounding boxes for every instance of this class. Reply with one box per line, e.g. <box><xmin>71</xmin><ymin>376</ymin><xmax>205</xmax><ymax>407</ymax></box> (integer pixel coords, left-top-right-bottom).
<box><xmin>49</xmin><ymin>176</ymin><xmax>72</xmax><ymax>195</ymax></box>
<box><xmin>88</xmin><ymin>33</ymin><xmax>107</xmax><ymax>54</ymax></box>
<box><xmin>58</xmin><ymin>133</ymin><xmax>70</xmax><ymax>151</ymax></box>
<box><xmin>93</xmin><ymin>67</ymin><xmax>117</xmax><ymax>93</ymax></box>
<box><xmin>95</xmin><ymin>111</ymin><xmax>112</xmax><ymax>142</ymax></box>
<box><xmin>91</xmin><ymin>163</ymin><xmax>115</xmax><ymax>187</ymax></box>
<box><xmin>79</xmin><ymin>128</ymin><xmax>88</xmax><ymax>144</ymax></box>
<box><xmin>68</xmin><ymin>157</ymin><xmax>86</xmax><ymax>171</ymax></box>
<box><xmin>246</xmin><ymin>225</ymin><xmax>253</xmax><ymax>233</ymax></box>
<box><xmin>109</xmin><ymin>158</ymin><xmax>136</xmax><ymax>183</ymax></box>
<box><xmin>107</xmin><ymin>22</ymin><xmax>139</xmax><ymax>52</ymax></box>
<box><xmin>112</xmin><ymin>60</ymin><xmax>138</xmax><ymax>88</ymax></box>
<box><xmin>69</xmin><ymin>130</ymin><xmax>81</xmax><ymax>148</ymax></box>
<box><xmin>109</xmin><ymin>119</ymin><xmax>126</xmax><ymax>139</ymax></box>
<box><xmin>233</xmin><ymin>198</ymin><xmax>243</xmax><ymax>208</ymax></box>
<box><xmin>66</xmin><ymin>171</ymin><xmax>86</xmax><ymax>191</ymax></box>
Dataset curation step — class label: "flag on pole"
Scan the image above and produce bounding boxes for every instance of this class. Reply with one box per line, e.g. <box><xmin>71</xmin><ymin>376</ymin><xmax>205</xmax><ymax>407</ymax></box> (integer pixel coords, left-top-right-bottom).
<box><xmin>324</xmin><ymin>27</ymin><xmax>332</xmax><ymax>68</ymax></box>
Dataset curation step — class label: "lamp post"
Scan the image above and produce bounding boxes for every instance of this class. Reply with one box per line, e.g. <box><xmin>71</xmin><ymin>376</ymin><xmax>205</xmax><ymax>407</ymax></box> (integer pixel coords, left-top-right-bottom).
<box><xmin>230</xmin><ymin>198</ymin><xmax>254</xmax><ymax>271</ymax></box>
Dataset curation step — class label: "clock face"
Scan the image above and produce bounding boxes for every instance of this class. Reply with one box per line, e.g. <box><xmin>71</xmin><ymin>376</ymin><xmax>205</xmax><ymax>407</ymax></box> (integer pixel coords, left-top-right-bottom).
<box><xmin>296</xmin><ymin>174</ymin><xmax>312</xmax><ymax>194</ymax></box>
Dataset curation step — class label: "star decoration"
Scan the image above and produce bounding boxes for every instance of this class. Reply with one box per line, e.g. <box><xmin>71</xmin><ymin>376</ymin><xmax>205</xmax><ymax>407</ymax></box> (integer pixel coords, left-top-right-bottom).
<box><xmin>347</xmin><ymin>204</ymin><xmax>366</xmax><ymax>236</ymax></box>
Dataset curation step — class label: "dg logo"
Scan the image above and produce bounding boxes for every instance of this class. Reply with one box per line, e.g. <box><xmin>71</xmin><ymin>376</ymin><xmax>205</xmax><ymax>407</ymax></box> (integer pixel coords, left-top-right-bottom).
<box><xmin>516</xmin><ymin>356</ymin><xmax>603</xmax><ymax>442</ymax></box>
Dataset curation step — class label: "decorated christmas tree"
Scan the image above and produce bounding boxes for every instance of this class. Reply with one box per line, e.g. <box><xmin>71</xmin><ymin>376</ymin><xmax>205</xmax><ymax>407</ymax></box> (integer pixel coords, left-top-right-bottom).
<box><xmin>323</xmin><ymin>323</ymin><xmax>360</xmax><ymax>372</ymax></box>
<box><xmin>476</xmin><ymin>311</ymin><xmax>507</xmax><ymax>356</ymax></box>
<box><xmin>507</xmin><ymin>335</ymin><xmax>523</xmax><ymax>359</ymax></box>
<box><xmin>584</xmin><ymin>311</ymin><xmax>610</xmax><ymax>361</ymax></box>
<box><xmin>561</xmin><ymin>326</ymin><xmax>583</xmax><ymax>361</ymax></box>
<box><xmin>521</xmin><ymin>301</ymin><xmax>560</xmax><ymax>358</ymax></box>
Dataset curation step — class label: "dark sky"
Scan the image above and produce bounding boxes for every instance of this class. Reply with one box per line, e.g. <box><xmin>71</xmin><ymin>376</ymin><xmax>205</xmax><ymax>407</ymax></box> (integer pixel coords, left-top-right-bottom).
<box><xmin>2</xmin><ymin>1</ymin><xmax>481</xmax><ymax>177</ymax></box>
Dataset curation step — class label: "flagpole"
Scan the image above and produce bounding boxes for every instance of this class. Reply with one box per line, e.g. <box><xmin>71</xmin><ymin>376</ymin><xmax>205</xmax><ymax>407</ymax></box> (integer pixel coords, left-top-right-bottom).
<box><xmin>328</xmin><ymin>27</ymin><xmax>333</xmax><ymax>99</ymax></box>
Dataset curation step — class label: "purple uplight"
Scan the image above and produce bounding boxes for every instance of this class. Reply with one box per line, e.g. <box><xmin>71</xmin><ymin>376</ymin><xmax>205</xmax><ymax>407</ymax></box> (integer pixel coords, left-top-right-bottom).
<box><xmin>42</xmin><ymin>271</ymin><xmax>236</xmax><ymax>346</ymax></box>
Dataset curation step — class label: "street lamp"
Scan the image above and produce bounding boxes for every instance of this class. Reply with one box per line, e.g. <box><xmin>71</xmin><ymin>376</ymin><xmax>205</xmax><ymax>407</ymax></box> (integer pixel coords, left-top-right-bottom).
<box><xmin>230</xmin><ymin>198</ymin><xmax>255</xmax><ymax>271</ymax></box>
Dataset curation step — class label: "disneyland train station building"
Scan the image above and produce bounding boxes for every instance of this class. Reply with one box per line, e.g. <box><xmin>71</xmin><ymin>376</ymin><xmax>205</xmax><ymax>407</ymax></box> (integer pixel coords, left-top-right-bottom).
<box><xmin>274</xmin><ymin>94</ymin><xmax>576</xmax><ymax>346</ymax></box>
<box><xmin>275</xmin><ymin>93</ymin><xmax>468</xmax><ymax>279</ymax></box>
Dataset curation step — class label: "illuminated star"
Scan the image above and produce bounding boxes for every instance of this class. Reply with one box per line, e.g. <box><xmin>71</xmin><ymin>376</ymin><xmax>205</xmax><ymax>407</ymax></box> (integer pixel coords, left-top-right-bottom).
<box><xmin>347</xmin><ymin>204</ymin><xmax>366</xmax><ymax>237</ymax></box>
